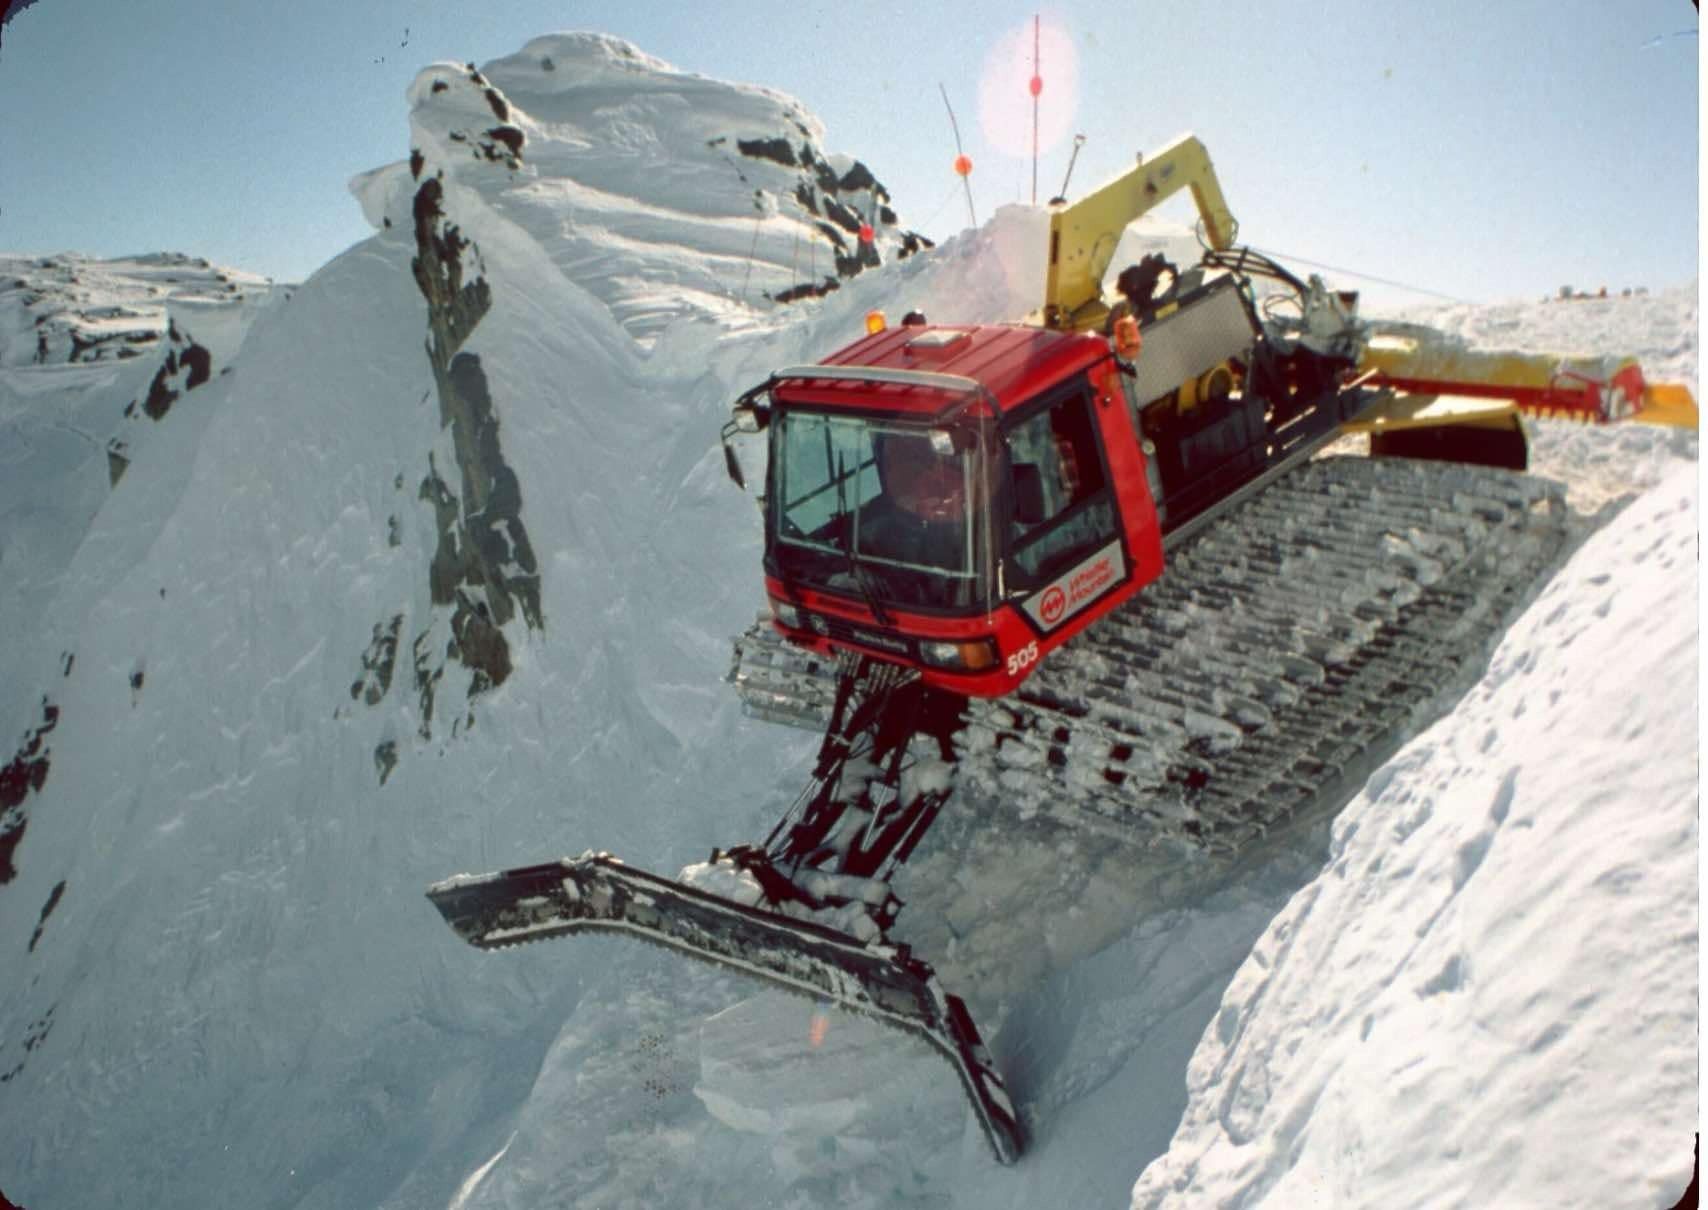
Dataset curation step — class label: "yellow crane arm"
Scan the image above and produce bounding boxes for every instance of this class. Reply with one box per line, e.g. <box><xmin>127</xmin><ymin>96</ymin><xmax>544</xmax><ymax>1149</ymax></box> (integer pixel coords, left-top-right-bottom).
<box><xmin>1041</xmin><ymin>133</ymin><xmax>1238</xmax><ymax>333</ymax></box>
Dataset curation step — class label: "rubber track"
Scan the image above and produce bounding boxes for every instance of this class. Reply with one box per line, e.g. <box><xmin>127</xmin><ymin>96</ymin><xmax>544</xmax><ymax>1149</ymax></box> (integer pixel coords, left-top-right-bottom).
<box><xmin>729</xmin><ymin>456</ymin><xmax>1570</xmax><ymax>856</ymax></box>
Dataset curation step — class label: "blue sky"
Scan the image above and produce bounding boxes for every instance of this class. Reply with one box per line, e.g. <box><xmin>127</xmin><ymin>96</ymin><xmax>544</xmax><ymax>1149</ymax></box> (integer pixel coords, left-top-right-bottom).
<box><xmin>0</xmin><ymin>0</ymin><xmax>1697</xmax><ymax>305</ymax></box>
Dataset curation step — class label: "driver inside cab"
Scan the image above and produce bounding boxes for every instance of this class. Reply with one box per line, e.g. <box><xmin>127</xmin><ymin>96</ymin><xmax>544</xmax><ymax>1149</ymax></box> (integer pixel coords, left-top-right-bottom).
<box><xmin>860</xmin><ymin>431</ymin><xmax>971</xmax><ymax>570</ymax></box>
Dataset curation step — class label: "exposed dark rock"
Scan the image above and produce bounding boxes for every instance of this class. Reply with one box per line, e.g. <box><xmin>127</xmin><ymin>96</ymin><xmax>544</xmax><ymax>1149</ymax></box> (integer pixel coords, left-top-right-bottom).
<box><xmin>0</xmin><ymin>1006</ymin><xmax>55</xmax><ymax>1084</ymax></box>
<box><xmin>771</xmin><ymin>277</ymin><xmax>841</xmax><ymax>304</ymax></box>
<box><xmin>0</xmin><ymin>699</ymin><xmax>58</xmax><ymax>885</ymax></box>
<box><xmin>406</xmin><ymin>155</ymin><xmax>544</xmax><ymax>736</ymax></box>
<box><xmin>410</xmin><ymin>177</ymin><xmax>491</xmax><ymax>358</ymax></box>
<box><xmin>737</xmin><ymin>136</ymin><xmax>797</xmax><ymax>167</ymax></box>
<box><xmin>724</xmin><ymin>140</ymin><xmax>931</xmax><ymax>304</ymax></box>
<box><xmin>483</xmin><ymin>125</ymin><xmax>525</xmax><ymax>164</ymax></box>
<box><xmin>350</xmin><ymin>614</ymin><xmax>403</xmax><ymax>705</ymax></box>
<box><xmin>483</xmin><ymin>87</ymin><xmax>509</xmax><ymax>122</ymax></box>
<box><xmin>410</xmin><ymin>148</ymin><xmax>425</xmax><ymax>179</ymax></box>
<box><xmin>1</xmin><ymin>810</ymin><xmax>30</xmax><ymax>886</ymax></box>
<box><xmin>22</xmin><ymin>1008</ymin><xmax>51</xmax><ymax>1052</ymax></box>
<box><xmin>450</xmin><ymin>600</ymin><xmax>512</xmax><ymax>693</ymax></box>
<box><xmin>836</xmin><ymin>159</ymin><xmax>883</xmax><ymax>197</ymax></box>
<box><xmin>805</xmin><ymin>152</ymin><xmax>841</xmax><ymax>196</ymax></box>
<box><xmin>141</xmin><ymin>353</ymin><xmax>180</xmax><ymax>419</ymax></box>
<box><xmin>833</xmin><ymin>243</ymin><xmax>880</xmax><ymax>279</ymax></box>
<box><xmin>28</xmin><ymin>879</ymin><xmax>65</xmax><ymax>952</ymax></box>
<box><xmin>411</xmin><ymin>631</ymin><xmax>443</xmax><ymax>740</ymax></box>
<box><xmin>813</xmin><ymin>220</ymin><xmax>849</xmax><ymax>252</ymax></box>
<box><xmin>374</xmin><ymin>741</ymin><xmax>398</xmax><ymax>785</ymax></box>
<box><xmin>132</xmin><ymin>321</ymin><xmax>214</xmax><ymax>421</ymax></box>
<box><xmin>821</xmin><ymin>195</ymin><xmax>863</xmax><ymax>237</ymax></box>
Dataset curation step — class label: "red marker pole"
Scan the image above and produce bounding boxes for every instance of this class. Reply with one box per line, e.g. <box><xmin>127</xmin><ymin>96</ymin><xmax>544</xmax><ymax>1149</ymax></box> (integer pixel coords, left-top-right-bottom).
<box><xmin>1030</xmin><ymin>15</ymin><xmax>1041</xmax><ymax>205</ymax></box>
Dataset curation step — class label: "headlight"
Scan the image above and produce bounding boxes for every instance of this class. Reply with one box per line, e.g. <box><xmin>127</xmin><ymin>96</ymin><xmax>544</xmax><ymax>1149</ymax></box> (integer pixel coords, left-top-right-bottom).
<box><xmin>771</xmin><ymin>601</ymin><xmax>803</xmax><ymax>630</ymax></box>
<box><xmin>917</xmin><ymin>638</ymin><xmax>999</xmax><ymax>672</ymax></box>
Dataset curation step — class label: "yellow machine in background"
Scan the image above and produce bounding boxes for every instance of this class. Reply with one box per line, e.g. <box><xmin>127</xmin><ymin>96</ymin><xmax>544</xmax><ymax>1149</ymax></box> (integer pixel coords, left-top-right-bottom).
<box><xmin>1033</xmin><ymin>133</ymin><xmax>1697</xmax><ymax>471</ymax></box>
<box><xmin>1352</xmin><ymin>322</ymin><xmax>1699</xmax><ymax>432</ymax></box>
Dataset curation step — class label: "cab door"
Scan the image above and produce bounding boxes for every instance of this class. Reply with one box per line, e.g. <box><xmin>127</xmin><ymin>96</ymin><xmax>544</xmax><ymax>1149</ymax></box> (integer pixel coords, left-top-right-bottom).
<box><xmin>1002</xmin><ymin>363</ymin><xmax>1164</xmax><ymax>641</ymax></box>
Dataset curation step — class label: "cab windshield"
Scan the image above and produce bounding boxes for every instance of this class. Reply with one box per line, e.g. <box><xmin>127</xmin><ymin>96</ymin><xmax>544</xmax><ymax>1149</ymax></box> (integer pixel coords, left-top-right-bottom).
<box><xmin>771</xmin><ymin>410</ymin><xmax>996</xmax><ymax>611</ymax></box>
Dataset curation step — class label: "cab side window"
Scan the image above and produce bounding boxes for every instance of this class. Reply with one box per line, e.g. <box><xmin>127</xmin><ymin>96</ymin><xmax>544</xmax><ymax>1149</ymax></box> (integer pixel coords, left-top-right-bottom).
<box><xmin>1006</xmin><ymin>388</ymin><xmax>1117</xmax><ymax>582</ymax></box>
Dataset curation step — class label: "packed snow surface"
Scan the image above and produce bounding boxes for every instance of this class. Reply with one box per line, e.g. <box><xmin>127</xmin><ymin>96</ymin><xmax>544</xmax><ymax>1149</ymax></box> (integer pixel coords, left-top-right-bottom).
<box><xmin>1130</xmin><ymin>460</ymin><xmax>1698</xmax><ymax>1208</ymax></box>
<box><xmin>0</xmin><ymin>30</ymin><xmax>1696</xmax><ymax>1210</ymax></box>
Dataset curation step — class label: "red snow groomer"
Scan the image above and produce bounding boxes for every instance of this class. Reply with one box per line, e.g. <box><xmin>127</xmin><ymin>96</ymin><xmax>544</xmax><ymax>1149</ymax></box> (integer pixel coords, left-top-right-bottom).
<box><xmin>733</xmin><ymin>302</ymin><xmax>1364</xmax><ymax>699</ymax></box>
<box><xmin>741</xmin><ymin>323</ymin><xmax>1167</xmax><ymax>699</ymax></box>
<box><xmin>429</xmin><ymin>134</ymin><xmax>1693</xmax><ymax>1166</ymax></box>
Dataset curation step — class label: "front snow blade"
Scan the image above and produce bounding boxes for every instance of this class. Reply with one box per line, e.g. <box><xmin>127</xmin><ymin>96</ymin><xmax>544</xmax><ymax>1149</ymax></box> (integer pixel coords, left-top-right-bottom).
<box><xmin>427</xmin><ymin>852</ymin><xmax>1023</xmax><ymax>1164</ymax></box>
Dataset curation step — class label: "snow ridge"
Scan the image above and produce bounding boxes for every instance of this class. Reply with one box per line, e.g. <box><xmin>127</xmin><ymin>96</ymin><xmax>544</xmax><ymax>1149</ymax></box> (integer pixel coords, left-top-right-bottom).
<box><xmin>355</xmin><ymin>32</ymin><xmax>933</xmax><ymax>347</ymax></box>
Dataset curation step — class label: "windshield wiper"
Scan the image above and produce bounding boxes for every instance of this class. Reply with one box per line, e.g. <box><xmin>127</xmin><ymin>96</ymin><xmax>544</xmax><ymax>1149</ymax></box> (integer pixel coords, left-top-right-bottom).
<box><xmin>837</xmin><ymin>452</ymin><xmax>894</xmax><ymax>627</ymax></box>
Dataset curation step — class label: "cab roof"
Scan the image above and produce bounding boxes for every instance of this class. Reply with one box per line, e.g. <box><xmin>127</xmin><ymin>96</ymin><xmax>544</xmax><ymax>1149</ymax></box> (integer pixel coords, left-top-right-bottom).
<box><xmin>771</xmin><ymin>323</ymin><xmax>1111</xmax><ymax>419</ymax></box>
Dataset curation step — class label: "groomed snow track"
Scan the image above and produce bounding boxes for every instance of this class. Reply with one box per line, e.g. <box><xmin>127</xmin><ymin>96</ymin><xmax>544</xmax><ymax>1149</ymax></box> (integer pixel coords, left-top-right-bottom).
<box><xmin>730</xmin><ymin>455</ymin><xmax>1572</xmax><ymax>856</ymax></box>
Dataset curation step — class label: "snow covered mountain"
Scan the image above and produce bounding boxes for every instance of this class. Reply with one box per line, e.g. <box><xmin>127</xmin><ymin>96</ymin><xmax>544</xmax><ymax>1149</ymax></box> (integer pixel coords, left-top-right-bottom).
<box><xmin>350</xmin><ymin>32</ymin><xmax>934</xmax><ymax>347</ymax></box>
<box><xmin>0</xmin><ymin>253</ymin><xmax>288</xmax><ymax>739</ymax></box>
<box><xmin>0</xmin><ymin>31</ymin><xmax>1697</xmax><ymax>1210</ymax></box>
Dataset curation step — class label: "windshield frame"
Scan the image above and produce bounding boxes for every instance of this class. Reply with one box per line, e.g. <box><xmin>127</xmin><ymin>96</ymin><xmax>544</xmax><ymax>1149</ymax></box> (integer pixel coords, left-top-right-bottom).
<box><xmin>767</xmin><ymin>403</ymin><xmax>1004</xmax><ymax>616</ymax></box>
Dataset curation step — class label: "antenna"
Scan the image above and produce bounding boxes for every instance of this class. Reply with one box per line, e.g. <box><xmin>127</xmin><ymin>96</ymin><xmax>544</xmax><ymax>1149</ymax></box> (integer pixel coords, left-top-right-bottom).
<box><xmin>1029</xmin><ymin>15</ymin><xmax>1042</xmax><ymax>206</ymax></box>
<box><xmin>940</xmin><ymin>83</ymin><xmax>978</xmax><ymax>229</ymax></box>
<box><xmin>1053</xmin><ymin>134</ymin><xmax>1086</xmax><ymax>204</ymax></box>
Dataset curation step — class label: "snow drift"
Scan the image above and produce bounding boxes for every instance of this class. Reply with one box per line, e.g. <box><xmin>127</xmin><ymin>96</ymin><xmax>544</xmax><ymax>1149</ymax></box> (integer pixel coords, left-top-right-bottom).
<box><xmin>1130</xmin><ymin>460</ymin><xmax>1698</xmax><ymax>1207</ymax></box>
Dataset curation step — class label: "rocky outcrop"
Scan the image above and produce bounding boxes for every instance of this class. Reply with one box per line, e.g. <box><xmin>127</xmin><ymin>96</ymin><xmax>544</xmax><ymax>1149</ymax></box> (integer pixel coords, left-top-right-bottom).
<box><xmin>0</xmin><ymin>698</ymin><xmax>58</xmax><ymax>886</ymax></box>
<box><xmin>0</xmin><ymin>252</ymin><xmax>279</xmax><ymax>371</ymax></box>
<box><xmin>726</xmin><ymin>134</ymin><xmax>932</xmax><ymax>300</ymax></box>
<box><xmin>351</xmin><ymin>34</ymin><xmax>938</xmax><ymax>346</ymax></box>
<box><xmin>346</xmin><ymin>62</ymin><xmax>544</xmax><ymax>752</ymax></box>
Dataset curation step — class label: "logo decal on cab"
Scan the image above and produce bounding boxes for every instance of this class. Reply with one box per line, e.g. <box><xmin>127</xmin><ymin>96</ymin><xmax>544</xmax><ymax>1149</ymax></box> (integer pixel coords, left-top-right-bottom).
<box><xmin>1021</xmin><ymin>541</ymin><xmax>1126</xmax><ymax>632</ymax></box>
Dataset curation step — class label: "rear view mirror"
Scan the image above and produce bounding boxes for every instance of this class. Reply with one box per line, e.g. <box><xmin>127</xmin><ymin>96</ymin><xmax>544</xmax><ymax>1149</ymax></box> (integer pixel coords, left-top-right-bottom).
<box><xmin>721</xmin><ymin>402</ymin><xmax>769</xmax><ymax>491</ymax></box>
<box><xmin>722</xmin><ymin>440</ymin><xmax>749</xmax><ymax>490</ymax></box>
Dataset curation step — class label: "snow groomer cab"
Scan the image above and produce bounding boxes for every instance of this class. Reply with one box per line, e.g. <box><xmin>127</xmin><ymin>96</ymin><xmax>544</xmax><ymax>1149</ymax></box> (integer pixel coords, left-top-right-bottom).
<box><xmin>722</xmin><ymin>318</ymin><xmax>1166</xmax><ymax>698</ymax></box>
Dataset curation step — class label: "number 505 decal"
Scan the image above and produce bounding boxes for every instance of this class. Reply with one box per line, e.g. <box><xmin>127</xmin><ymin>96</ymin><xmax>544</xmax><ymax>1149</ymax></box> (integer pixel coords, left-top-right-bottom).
<box><xmin>1005</xmin><ymin>641</ymin><xmax>1040</xmax><ymax>677</ymax></box>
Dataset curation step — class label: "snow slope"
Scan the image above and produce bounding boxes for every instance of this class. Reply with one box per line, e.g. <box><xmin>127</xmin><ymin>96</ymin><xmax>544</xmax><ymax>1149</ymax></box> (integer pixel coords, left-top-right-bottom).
<box><xmin>0</xmin><ymin>255</ymin><xmax>288</xmax><ymax>735</ymax></box>
<box><xmin>1130</xmin><ymin>458</ymin><xmax>1699</xmax><ymax>1208</ymax></box>
<box><xmin>0</xmin><ymin>31</ymin><xmax>1697</xmax><ymax>1210</ymax></box>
